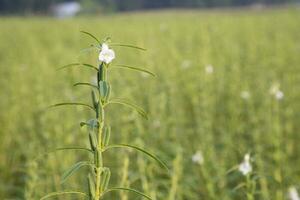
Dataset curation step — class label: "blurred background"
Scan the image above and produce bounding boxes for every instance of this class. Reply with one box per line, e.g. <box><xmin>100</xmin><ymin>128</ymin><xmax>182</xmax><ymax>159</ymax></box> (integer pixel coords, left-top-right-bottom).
<box><xmin>0</xmin><ymin>0</ymin><xmax>299</xmax><ymax>16</ymax></box>
<box><xmin>0</xmin><ymin>0</ymin><xmax>300</xmax><ymax>200</ymax></box>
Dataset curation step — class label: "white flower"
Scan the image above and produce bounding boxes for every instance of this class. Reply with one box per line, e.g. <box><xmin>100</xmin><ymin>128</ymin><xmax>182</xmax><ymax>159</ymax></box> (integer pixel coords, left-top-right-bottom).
<box><xmin>288</xmin><ymin>187</ymin><xmax>300</xmax><ymax>200</ymax></box>
<box><xmin>275</xmin><ymin>90</ymin><xmax>284</xmax><ymax>100</ymax></box>
<box><xmin>269</xmin><ymin>83</ymin><xmax>284</xmax><ymax>101</ymax></box>
<box><xmin>205</xmin><ymin>65</ymin><xmax>214</xmax><ymax>74</ymax></box>
<box><xmin>240</xmin><ymin>90</ymin><xmax>250</xmax><ymax>100</ymax></box>
<box><xmin>239</xmin><ymin>154</ymin><xmax>252</xmax><ymax>175</ymax></box>
<box><xmin>99</xmin><ymin>43</ymin><xmax>115</xmax><ymax>64</ymax></box>
<box><xmin>192</xmin><ymin>151</ymin><xmax>204</xmax><ymax>165</ymax></box>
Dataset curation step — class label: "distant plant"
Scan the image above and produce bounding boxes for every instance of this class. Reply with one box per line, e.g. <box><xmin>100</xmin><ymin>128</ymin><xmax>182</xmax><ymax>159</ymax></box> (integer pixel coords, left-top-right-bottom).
<box><xmin>41</xmin><ymin>31</ymin><xmax>168</xmax><ymax>200</ymax></box>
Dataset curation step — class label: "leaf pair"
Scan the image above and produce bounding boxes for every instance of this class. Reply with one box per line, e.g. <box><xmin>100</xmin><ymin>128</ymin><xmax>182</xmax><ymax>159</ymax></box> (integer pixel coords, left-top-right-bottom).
<box><xmin>105</xmin><ymin>144</ymin><xmax>169</xmax><ymax>173</ymax></box>
<box><xmin>106</xmin><ymin>98</ymin><xmax>148</xmax><ymax>119</ymax></box>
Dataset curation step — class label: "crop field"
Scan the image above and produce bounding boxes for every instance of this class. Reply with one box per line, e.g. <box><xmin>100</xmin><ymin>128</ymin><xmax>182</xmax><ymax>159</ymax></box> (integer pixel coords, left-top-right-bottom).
<box><xmin>0</xmin><ymin>7</ymin><xmax>300</xmax><ymax>200</ymax></box>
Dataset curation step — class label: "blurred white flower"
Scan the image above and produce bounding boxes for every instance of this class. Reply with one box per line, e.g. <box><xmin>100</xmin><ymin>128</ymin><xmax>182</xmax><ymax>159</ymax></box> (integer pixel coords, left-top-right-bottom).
<box><xmin>275</xmin><ymin>90</ymin><xmax>284</xmax><ymax>100</ymax></box>
<box><xmin>269</xmin><ymin>83</ymin><xmax>284</xmax><ymax>100</ymax></box>
<box><xmin>239</xmin><ymin>153</ymin><xmax>252</xmax><ymax>175</ymax></box>
<box><xmin>240</xmin><ymin>90</ymin><xmax>250</xmax><ymax>100</ymax></box>
<box><xmin>205</xmin><ymin>65</ymin><xmax>214</xmax><ymax>74</ymax></box>
<box><xmin>288</xmin><ymin>187</ymin><xmax>300</xmax><ymax>200</ymax></box>
<box><xmin>181</xmin><ymin>60</ymin><xmax>191</xmax><ymax>69</ymax></box>
<box><xmin>192</xmin><ymin>151</ymin><xmax>204</xmax><ymax>165</ymax></box>
<box><xmin>99</xmin><ymin>43</ymin><xmax>115</xmax><ymax>64</ymax></box>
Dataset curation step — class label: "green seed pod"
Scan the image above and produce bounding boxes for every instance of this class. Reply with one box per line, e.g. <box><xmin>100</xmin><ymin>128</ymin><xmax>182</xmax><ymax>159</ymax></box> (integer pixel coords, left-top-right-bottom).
<box><xmin>102</xmin><ymin>125</ymin><xmax>111</xmax><ymax>148</ymax></box>
<box><xmin>104</xmin><ymin>83</ymin><xmax>111</xmax><ymax>102</ymax></box>
<box><xmin>100</xmin><ymin>168</ymin><xmax>111</xmax><ymax>192</ymax></box>
<box><xmin>87</xmin><ymin>174</ymin><xmax>95</xmax><ymax>199</ymax></box>
<box><xmin>91</xmin><ymin>90</ymin><xmax>98</xmax><ymax>109</ymax></box>
<box><xmin>99</xmin><ymin>80</ymin><xmax>109</xmax><ymax>101</ymax></box>
<box><xmin>88</xmin><ymin>132</ymin><xmax>97</xmax><ymax>151</ymax></box>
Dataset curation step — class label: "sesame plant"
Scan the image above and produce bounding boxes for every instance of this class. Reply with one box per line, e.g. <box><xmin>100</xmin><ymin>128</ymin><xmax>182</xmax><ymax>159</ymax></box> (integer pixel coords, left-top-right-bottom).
<box><xmin>41</xmin><ymin>31</ymin><xmax>168</xmax><ymax>200</ymax></box>
<box><xmin>233</xmin><ymin>153</ymin><xmax>257</xmax><ymax>200</ymax></box>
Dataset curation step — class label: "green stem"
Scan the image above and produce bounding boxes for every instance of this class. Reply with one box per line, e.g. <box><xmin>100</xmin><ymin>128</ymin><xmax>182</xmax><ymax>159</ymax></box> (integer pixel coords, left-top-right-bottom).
<box><xmin>94</xmin><ymin>62</ymin><xmax>107</xmax><ymax>200</ymax></box>
<box><xmin>246</xmin><ymin>174</ymin><xmax>254</xmax><ymax>200</ymax></box>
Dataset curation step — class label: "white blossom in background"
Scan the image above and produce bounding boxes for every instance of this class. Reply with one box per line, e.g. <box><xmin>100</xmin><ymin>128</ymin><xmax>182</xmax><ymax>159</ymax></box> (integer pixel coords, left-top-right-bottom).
<box><xmin>205</xmin><ymin>64</ymin><xmax>214</xmax><ymax>74</ymax></box>
<box><xmin>269</xmin><ymin>83</ymin><xmax>284</xmax><ymax>100</ymax></box>
<box><xmin>288</xmin><ymin>187</ymin><xmax>300</xmax><ymax>200</ymax></box>
<box><xmin>240</xmin><ymin>90</ymin><xmax>251</xmax><ymax>100</ymax></box>
<box><xmin>99</xmin><ymin>43</ymin><xmax>115</xmax><ymax>64</ymax></box>
<box><xmin>275</xmin><ymin>90</ymin><xmax>284</xmax><ymax>100</ymax></box>
<box><xmin>181</xmin><ymin>60</ymin><xmax>191</xmax><ymax>69</ymax></box>
<box><xmin>192</xmin><ymin>151</ymin><xmax>204</xmax><ymax>165</ymax></box>
<box><xmin>238</xmin><ymin>153</ymin><xmax>252</xmax><ymax>175</ymax></box>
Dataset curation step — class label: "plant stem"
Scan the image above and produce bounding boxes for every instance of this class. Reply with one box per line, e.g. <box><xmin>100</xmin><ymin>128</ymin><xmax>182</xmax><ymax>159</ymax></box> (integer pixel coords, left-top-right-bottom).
<box><xmin>94</xmin><ymin>63</ymin><xmax>106</xmax><ymax>200</ymax></box>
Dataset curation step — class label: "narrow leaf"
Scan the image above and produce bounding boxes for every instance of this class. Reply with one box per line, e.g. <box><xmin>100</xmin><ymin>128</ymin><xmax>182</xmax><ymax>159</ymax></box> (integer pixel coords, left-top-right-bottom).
<box><xmin>61</xmin><ymin>161</ymin><xmax>91</xmax><ymax>184</ymax></box>
<box><xmin>52</xmin><ymin>147</ymin><xmax>93</xmax><ymax>154</ymax></box>
<box><xmin>106</xmin><ymin>99</ymin><xmax>148</xmax><ymax>119</ymax></box>
<box><xmin>40</xmin><ymin>191</ymin><xmax>87</xmax><ymax>200</ymax></box>
<box><xmin>111</xmin><ymin>64</ymin><xmax>155</xmax><ymax>77</ymax></box>
<box><xmin>80</xmin><ymin>31</ymin><xmax>101</xmax><ymax>44</ymax></box>
<box><xmin>49</xmin><ymin>103</ymin><xmax>95</xmax><ymax>111</ymax></box>
<box><xmin>110</xmin><ymin>43</ymin><xmax>146</xmax><ymax>51</ymax></box>
<box><xmin>73</xmin><ymin>82</ymin><xmax>99</xmax><ymax>90</ymax></box>
<box><xmin>105</xmin><ymin>144</ymin><xmax>169</xmax><ymax>172</ymax></box>
<box><xmin>102</xmin><ymin>187</ymin><xmax>152</xmax><ymax>200</ymax></box>
<box><xmin>58</xmin><ymin>63</ymin><xmax>98</xmax><ymax>71</ymax></box>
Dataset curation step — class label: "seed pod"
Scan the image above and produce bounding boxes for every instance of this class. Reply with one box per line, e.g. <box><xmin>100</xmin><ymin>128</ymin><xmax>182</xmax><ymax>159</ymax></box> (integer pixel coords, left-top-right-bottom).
<box><xmin>104</xmin><ymin>83</ymin><xmax>111</xmax><ymax>102</ymax></box>
<box><xmin>99</xmin><ymin>80</ymin><xmax>109</xmax><ymax>101</ymax></box>
<box><xmin>99</xmin><ymin>63</ymin><xmax>107</xmax><ymax>81</ymax></box>
<box><xmin>100</xmin><ymin>168</ymin><xmax>111</xmax><ymax>192</ymax></box>
<box><xmin>91</xmin><ymin>90</ymin><xmax>98</xmax><ymax>109</ymax></box>
<box><xmin>102</xmin><ymin>125</ymin><xmax>111</xmax><ymax>148</ymax></box>
<box><xmin>88</xmin><ymin>133</ymin><xmax>97</xmax><ymax>151</ymax></box>
<box><xmin>88</xmin><ymin>174</ymin><xmax>95</xmax><ymax>199</ymax></box>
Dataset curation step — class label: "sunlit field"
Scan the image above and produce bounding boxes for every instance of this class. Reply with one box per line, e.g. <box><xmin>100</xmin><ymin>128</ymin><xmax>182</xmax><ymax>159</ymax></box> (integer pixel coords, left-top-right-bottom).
<box><xmin>0</xmin><ymin>7</ymin><xmax>300</xmax><ymax>200</ymax></box>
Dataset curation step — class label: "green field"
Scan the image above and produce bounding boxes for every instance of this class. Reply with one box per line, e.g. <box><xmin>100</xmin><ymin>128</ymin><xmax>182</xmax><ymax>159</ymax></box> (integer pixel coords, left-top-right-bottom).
<box><xmin>0</xmin><ymin>7</ymin><xmax>300</xmax><ymax>200</ymax></box>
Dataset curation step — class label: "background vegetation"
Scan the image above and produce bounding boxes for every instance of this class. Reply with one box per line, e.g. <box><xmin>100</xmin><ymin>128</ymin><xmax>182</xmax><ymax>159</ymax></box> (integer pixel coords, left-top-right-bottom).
<box><xmin>0</xmin><ymin>0</ymin><xmax>299</xmax><ymax>14</ymax></box>
<box><xmin>0</xmin><ymin>6</ymin><xmax>300</xmax><ymax>200</ymax></box>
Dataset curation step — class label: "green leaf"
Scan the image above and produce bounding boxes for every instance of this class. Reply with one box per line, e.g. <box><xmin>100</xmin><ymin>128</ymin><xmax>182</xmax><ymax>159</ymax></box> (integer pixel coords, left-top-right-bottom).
<box><xmin>58</xmin><ymin>63</ymin><xmax>98</xmax><ymax>71</ymax></box>
<box><xmin>102</xmin><ymin>187</ymin><xmax>152</xmax><ymax>200</ymax></box>
<box><xmin>51</xmin><ymin>147</ymin><xmax>93</xmax><ymax>154</ymax></box>
<box><xmin>40</xmin><ymin>191</ymin><xmax>87</xmax><ymax>200</ymax></box>
<box><xmin>111</xmin><ymin>64</ymin><xmax>155</xmax><ymax>77</ymax></box>
<box><xmin>110</xmin><ymin>43</ymin><xmax>146</xmax><ymax>51</ymax></box>
<box><xmin>105</xmin><ymin>144</ymin><xmax>169</xmax><ymax>172</ymax></box>
<box><xmin>61</xmin><ymin>161</ymin><xmax>91</xmax><ymax>184</ymax></box>
<box><xmin>74</xmin><ymin>82</ymin><xmax>99</xmax><ymax>90</ymax></box>
<box><xmin>106</xmin><ymin>98</ymin><xmax>148</xmax><ymax>119</ymax></box>
<box><xmin>80</xmin><ymin>31</ymin><xmax>101</xmax><ymax>45</ymax></box>
<box><xmin>233</xmin><ymin>183</ymin><xmax>246</xmax><ymax>191</ymax></box>
<box><xmin>49</xmin><ymin>103</ymin><xmax>95</xmax><ymax>112</ymax></box>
